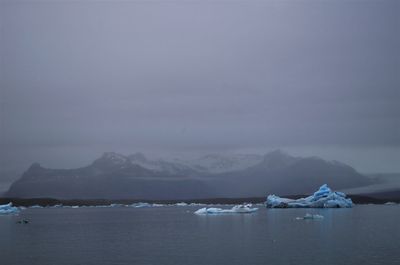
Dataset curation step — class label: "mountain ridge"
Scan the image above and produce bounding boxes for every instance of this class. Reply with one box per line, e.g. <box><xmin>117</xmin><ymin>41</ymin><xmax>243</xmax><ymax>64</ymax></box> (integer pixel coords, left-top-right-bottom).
<box><xmin>5</xmin><ymin>150</ymin><xmax>373</xmax><ymax>199</ymax></box>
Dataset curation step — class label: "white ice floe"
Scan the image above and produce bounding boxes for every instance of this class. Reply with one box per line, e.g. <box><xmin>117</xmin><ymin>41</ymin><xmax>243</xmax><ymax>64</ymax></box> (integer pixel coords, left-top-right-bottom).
<box><xmin>0</xmin><ymin>203</ymin><xmax>20</xmax><ymax>214</ymax></box>
<box><xmin>384</xmin><ymin>202</ymin><xmax>397</xmax><ymax>205</ymax></box>
<box><xmin>109</xmin><ymin>204</ymin><xmax>125</xmax><ymax>208</ymax></box>
<box><xmin>296</xmin><ymin>213</ymin><xmax>324</xmax><ymax>220</ymax></box>
<box><xmin>175</xmin><ymin>202</ymin><xmax>188</xmax><ymax>206</ymax></box>
<box><xmin>188</xmin><ymin>203</ymin><xmax>206</xmax><ymax>206</ymax></box>
<box><xmin>194</xmin><ymin>204</ymin><xmax>258</xmax><ymax>214</ymax></box>
<box><xmin>29</xmin><ymin>205</ymin><xmax>44</xmax><ymax>209</ymax></box>
<box><xmin>266</xmin><ymin>184</ymin><xmax>353</xmax><ymax>208</ymax></box>
<box><xmin>131</xmin><ymin>202</ymin><xmax>152</xmax><ymax>208</ymax></box>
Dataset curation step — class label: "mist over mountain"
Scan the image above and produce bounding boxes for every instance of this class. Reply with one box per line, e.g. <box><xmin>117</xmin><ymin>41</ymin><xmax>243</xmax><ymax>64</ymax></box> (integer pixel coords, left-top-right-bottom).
<box><xmin>5</xmin><ymin>150</ymin><xmax>372</xmax><ymax>200</ymax></box>
<box><xmin>212</xmin><ymin>150</ymin><xmax>371</xmax><ymax>197</ymax></box>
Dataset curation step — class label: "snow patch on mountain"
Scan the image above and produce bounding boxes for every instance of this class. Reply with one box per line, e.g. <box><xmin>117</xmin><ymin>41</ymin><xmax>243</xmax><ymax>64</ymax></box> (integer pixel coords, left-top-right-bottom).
<box><xmin>128</xmin><ymin>153</ymin><xmax>195</xmax><ymax>175</ymax></box>
<box><xmin>176</xmin><ymin>154</ymin><xmax>264</xmax><ymax>173</ymax></box>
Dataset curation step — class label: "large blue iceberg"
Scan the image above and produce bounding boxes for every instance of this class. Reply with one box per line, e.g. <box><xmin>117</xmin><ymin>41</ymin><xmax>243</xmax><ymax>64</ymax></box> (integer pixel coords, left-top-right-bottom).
<box><xmin>266</xmin><ymin>184</ymin><xmax>353</xmax><ymax>208</ymax></box>
<box><xmin>0</xmin><ymin>203</ymin><xmax>20</xmax><ymax>214</ymax></box>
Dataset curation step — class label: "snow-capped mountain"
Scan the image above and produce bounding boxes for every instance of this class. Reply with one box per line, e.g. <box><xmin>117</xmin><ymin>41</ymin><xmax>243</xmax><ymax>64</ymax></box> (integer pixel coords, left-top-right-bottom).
<box><xmin>126</xmin><ymin>152</ymin><xmax>263</xmax><ymax>174</ymax></box>
<box><xmin>97</xmin><ymin>151</ymin><xmax>292</xmax><ymax>175</ymax></box>
<box><xmin>5</xmin><ymin>150</ymin><xmax>374</xmax><ymax>199</ymax></box>
<box><xmin>175</xmin><ymin>154</ymin><xmax>264</xmax><ymax>173</ymax></box>
<box><xmin>127</xmin><ymin>153</ymin><xmax>197</xmax><ymax>175</ymax></box>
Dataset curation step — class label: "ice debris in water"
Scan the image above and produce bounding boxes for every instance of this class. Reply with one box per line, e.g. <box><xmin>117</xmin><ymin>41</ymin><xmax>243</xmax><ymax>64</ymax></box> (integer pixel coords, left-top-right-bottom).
<box><xmin>266</xmin><ymin>184</ymin><xmax>353</xmax><ymax>208</ymax></box>
<box><xmin>384</xmin><ymin>202</ymin><xmax>397</xmax><ymax>205</ymax></box>
<box><xmin>296</xmin><ymin>213</ymin><xmax>324</xmax><ymax>220</ymax></box>
<box><xmin>29</xmin><ymin>205</ymin><xmax>44</xmax><ymax>209</ymax></box>
<box><xmin>0</xmin><ymin>203</ymin><xmax>20</xmax><ymax>214</ymax></box>
<box><xmin>131</xmin><ymin>202</ymin><xmax>152</xmax><ymax>208</ymax></box>
<box><xmin>109</xmin><ymin>204</ymin><xmax>125</xmax><ymax>208</ymax></box>
<box><xmin>188</xmin><ymin>203</ymin><xmax>206</xmax><ymax>206</ymax></box>
<box><xmin>194</xmin><ymin>204</ymin><xmax>258</xmax><ymax>214</ymax></box>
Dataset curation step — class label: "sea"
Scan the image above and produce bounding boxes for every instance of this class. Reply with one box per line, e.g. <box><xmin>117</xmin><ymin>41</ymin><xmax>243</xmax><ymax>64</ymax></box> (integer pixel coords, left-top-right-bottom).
<box><xmin>0</xmin><ymin>205</ymin><xmax>399</xmax><ymax>265</ymax></box>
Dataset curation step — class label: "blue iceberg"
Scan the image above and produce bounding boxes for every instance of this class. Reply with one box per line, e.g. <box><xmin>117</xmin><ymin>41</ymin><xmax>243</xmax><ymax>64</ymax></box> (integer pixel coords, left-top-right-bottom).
<box><xmin>194</xmin><ymin>204</ymin><xmax>258</xmax><ymax>214</ymax></box>
<box><xmin>266</xmin><ymin>184</ymin><xmax>353</xmax><ymax>208</ymax></box>
<box><xmin>0</xmin><ymin>203</ymin><xmax>20</xmax><ymax>214</ymax></box>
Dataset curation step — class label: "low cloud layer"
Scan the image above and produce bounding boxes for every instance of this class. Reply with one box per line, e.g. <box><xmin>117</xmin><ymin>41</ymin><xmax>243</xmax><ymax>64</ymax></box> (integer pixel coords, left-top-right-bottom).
<box><xmin>1</xmin><ymin>0</ymin><xmax>399</xmax><ymax>186</ymax></box>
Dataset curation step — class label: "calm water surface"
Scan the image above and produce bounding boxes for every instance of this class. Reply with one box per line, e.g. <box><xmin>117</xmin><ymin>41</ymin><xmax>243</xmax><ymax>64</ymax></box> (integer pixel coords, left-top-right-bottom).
<box><xmin>0</xmin><ymin>205</ymin><xmax>399</xmax><ymax>265</ymax></box>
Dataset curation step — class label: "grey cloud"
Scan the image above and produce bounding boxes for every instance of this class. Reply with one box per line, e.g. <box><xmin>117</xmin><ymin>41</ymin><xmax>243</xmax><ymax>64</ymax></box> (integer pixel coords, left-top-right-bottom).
<box><xmin>0</xmin><ymin>0</ymin><xmax>399</xmax><ymax>184</ymax></box>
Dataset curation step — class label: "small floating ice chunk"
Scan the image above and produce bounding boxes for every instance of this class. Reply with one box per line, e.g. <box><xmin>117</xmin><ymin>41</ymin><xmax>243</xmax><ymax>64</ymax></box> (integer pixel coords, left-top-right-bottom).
<box><xmin>0</xmin><ymin>203</ymin><xmax>20</xmax><ymax>214</ymax></box>
<box><xmin>194</xmin><ymin>204</ymin><xmax>258</xmax><ymax>214</ymax></box>
<box><xmin>29</xmin><ymin>205</ymin><xmax>43</xmax><ymax>209</ymax></box>
<box><xmin>304</xmin><ymin>213</ymin><xmax>324</xmax><ymax>219</ymax></box>
<box><xmin>189</xmin><ymin>203</ymin><xmax>206</xmax><ymax>206</ymax></box>
<box><xmin>384</xmin><ymin>202</ymin><xmax>397</xmax><ymax>205</ymax></box>
<box><xmin>132</xmin><ymin>202</ymin><xmax>152</xmax><ymax>208</ymax></box>
<box><xmin>175</xmin><ymin>202</ymin><xmax>188</xmax><ymax>206</ymax></box>
<box><xmin>296</xmin><ymin>213</ymin><xmax>324</xmax><ymax>220</ymax></box>
<box><xmin>109</xmin><ymin>203</ymin><xmax>125</xmax><ymax>208</ymax></box>
<box><xmin>266</xmin><ymin>184</ymin><xmax>353</xmax><ymax>208</ymax></box>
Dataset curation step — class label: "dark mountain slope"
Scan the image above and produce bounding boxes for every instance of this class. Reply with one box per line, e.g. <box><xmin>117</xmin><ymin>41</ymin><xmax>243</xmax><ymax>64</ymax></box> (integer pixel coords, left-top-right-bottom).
<box><xmin>5</xmin><ymin>151</ymin><xmax>372</xmax><ymax>199</ymax></box>
<box><xmin>208</xmin><ymin>151</ymin><xmax>371</xmax><ymax>197</ymax></box>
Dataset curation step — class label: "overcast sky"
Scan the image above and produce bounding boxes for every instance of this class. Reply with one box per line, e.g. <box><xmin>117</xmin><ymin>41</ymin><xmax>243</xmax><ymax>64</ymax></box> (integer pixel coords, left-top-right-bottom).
<box><xmin>0</xmin><ymin>0</ymin><xmax>399</xmax><ymax>189</ymax></box>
